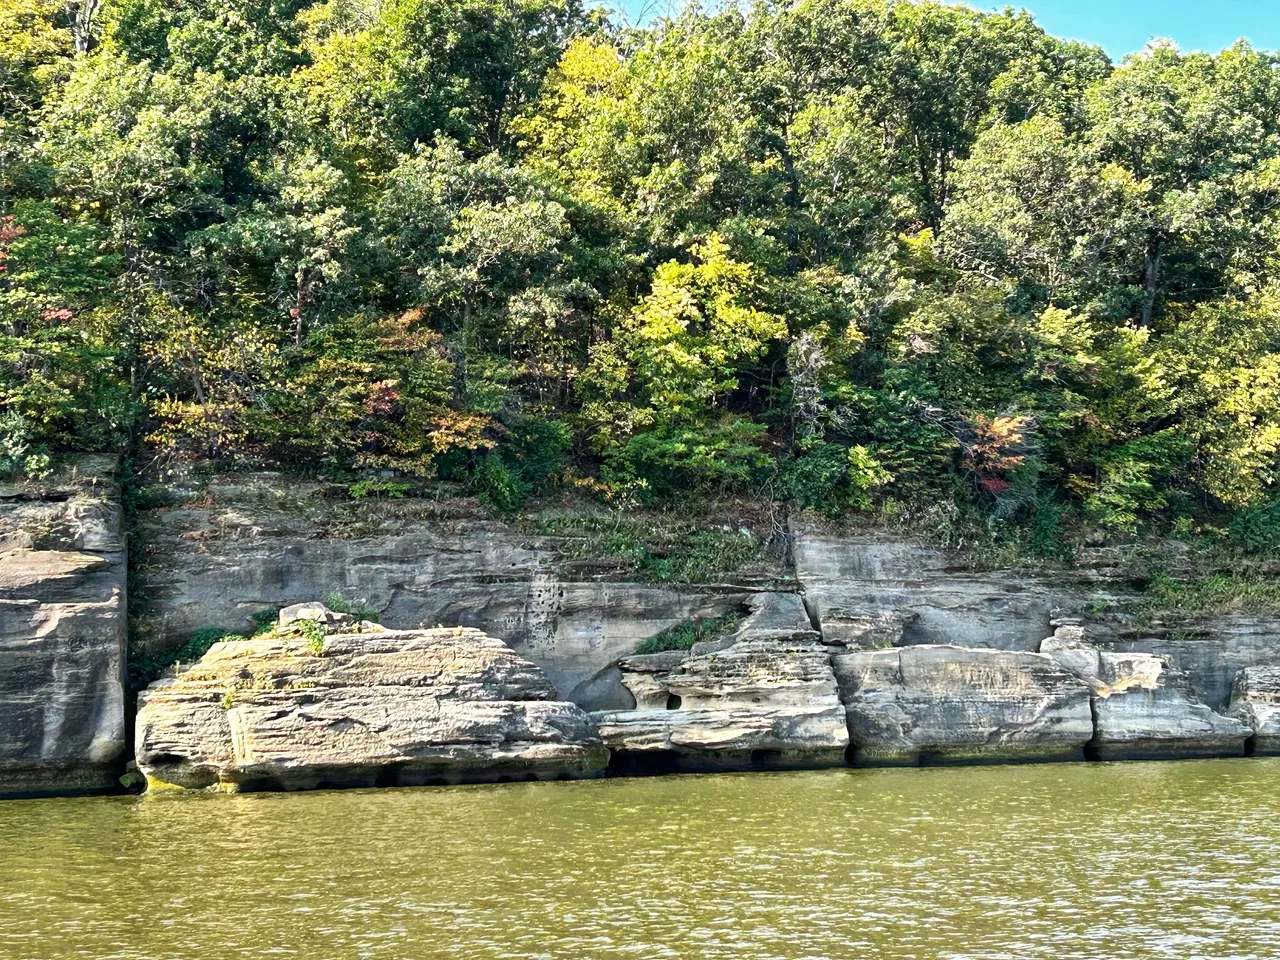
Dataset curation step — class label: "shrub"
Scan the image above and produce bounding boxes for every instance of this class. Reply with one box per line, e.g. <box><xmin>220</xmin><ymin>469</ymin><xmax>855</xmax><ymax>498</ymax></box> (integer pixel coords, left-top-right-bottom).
<box><xmin>324</xmin><ymin>591</ymin><xmax>380</xmax><ymax>622</ymax></box>
<box><xmin>609</xmin><ymin>419</ymin><xmax>773</xmax><ymax>502</ymax></box>
<box><xmin>348</xmin><ymin>479</ymin><xmax>413</xmax><ymax>499</ymax></box>
<box><xmin>295</xmin><ymin>619</ymin><xmax>327</xmax><ymax>656</ymax></box>
<box><xmin>633</xmin><ymin>611</ymin><xmax>746</xmax><ymax>655</ymax></box>
<box><xmin>783</xmin><ymin>443</ymin><xmax>848</xmax><ymax>512</ymax></box>
<box><xmin>472</xmin><ymin>452</ymin><xmax>531</xmax><ymax>512</ymax></box>
<box><xmin>1229</xmin><ymin>501</ymin><xmax>1280</xmax><ymax>555</ymax></box>
<box><xmin>128</xmin><ymin>626</ymin><xmax>242</xmax><ymax>689</ymax></box>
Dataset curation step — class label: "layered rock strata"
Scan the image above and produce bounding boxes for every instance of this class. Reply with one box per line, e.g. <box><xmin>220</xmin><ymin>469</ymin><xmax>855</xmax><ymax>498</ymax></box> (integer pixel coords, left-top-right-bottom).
<box><xmin>135</xmin><ymin>620</ymin><xmax>608</xmax><ymax>792</ymax></box>
<box><xmin>0</xmin><ymin>455</ymin><xmax>127</xmax><ymax>798</ymax></box>
<box><xmin>791</xmin><ymin>522</ymin><xmax>1098</xmax><ymax>650</ymax></box>
<box><xmin>1038</xmin><ymin>624</ymin><xmax>1249</xmax><ymax>760</ymax></box>
<box><xmin>131</xmin><ymin>474</ymin><xmax>783</xmax><ymax>707</ymax></box>
<box><xmin>834</xmin><ymin>645</ymin><xmax>1095</xmax><ymax>766</ymax></box>
<box><xmin>593</xmin><ymin>636</ymin><xmax>848</xmax><ymax>773</ymax></box>
<box><xmin>1226</xmin><ymin>667</ymin><xmax>1280</xmax><ymax>755</ymax></box>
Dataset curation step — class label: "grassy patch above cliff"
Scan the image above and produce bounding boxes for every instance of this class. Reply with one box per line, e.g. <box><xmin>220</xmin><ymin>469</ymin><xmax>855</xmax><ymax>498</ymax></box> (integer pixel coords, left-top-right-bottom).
<box><xmin>528</xmin><ymin>508</ymin><xmax>776</xmax><ymax>584</ymax></box>
<box><xmin>634</xmin><ymin>611</ymin><xmax>747</xmax><ymax>655</ymax></box>
<box><xmin>1141</xmin><ymin>571</ymin><xmax>1280</xmax><ymax>615</ymax></box>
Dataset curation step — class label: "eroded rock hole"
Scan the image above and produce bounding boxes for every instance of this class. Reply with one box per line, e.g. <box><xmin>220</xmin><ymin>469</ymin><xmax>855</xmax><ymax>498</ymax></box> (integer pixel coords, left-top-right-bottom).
<box><xmin>666</xmin><ymin>694</ymin><xmax>682</xmax><ymax>710</ymax></box>
<box><xmin>750</xmin><ymin>749</ymin><xmax>783</xmax><ymax>768</ymax></box>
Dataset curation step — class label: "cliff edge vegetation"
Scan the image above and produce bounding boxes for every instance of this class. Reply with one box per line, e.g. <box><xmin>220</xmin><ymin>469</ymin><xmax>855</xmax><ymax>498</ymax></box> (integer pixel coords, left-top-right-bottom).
<box><xmin>3</xmin><ymin>0</ymin><xmax>1280</xmax><ymax>555</ymax></box>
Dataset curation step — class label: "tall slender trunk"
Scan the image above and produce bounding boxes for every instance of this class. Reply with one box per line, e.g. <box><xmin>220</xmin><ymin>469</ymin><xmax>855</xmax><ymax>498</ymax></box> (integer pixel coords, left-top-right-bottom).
<box><xmin>1139</xmin><ymin>233</ymin><xmax>1165</xmax><ymax>329</ymax></box>
<box><xmin>294</xmin><ymin>270</ymin><xmax>308</xmax><ymax>347</ymax></box>
<box><xmin>66</xmin><ymin>0</ymin><xmax>100</xmax><ymax>53</ymax></box>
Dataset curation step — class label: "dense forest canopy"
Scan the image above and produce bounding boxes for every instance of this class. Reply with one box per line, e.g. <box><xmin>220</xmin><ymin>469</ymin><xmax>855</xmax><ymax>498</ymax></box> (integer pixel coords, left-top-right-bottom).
<box><xmin>4</xmin><ymin>0</ymin><xmax>1280</xmax><ymax>550</ymax></box>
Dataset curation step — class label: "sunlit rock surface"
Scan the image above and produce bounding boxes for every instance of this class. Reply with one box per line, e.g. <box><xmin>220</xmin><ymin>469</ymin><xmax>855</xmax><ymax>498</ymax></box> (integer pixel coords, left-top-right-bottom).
<box><xmin>835</xmin><ymin>645</ymin><xmax>1095</xmax><ymax>766</ymax></box>
<box><xmin>131</xmin><ymin>474</ymin><xmax>783</xmax><ymax>707</ymax></box>
<box><xmin>594</xmin><ymin>637</ymin><xmax>848</xmax><ymax>773</ymax></box>
<box><xmin>0</xmin><ymin>455</ymin><xmax>126</xmax><ymax>798</ymax></box>
<box><xmin>135</xmin><ymin>625</ymin><xmax>608</xmax><ymax>792</ymax></box>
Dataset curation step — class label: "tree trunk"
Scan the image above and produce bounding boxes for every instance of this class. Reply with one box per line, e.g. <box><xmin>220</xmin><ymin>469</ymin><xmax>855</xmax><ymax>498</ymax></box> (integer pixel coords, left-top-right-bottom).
<box><xmin>294</xmin><ymin>270</ymin><xmax>308</xmax><ymax>347</ymax></box>
<box><xmin>1139</xmin><ymin>233</ymin><xmax>1164</xmax><ymax>328</ymax></box>
<box><xmin>66</xmin><ymin>0</ymin><xmax>100</xmax><ymax>54</ymax></box>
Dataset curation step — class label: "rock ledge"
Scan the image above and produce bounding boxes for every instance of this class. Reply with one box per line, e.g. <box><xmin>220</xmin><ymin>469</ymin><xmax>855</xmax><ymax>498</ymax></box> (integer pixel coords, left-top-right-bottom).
<box><xmin>135</xmin><ymin>623</ymin><xmax>608</xmax><ymax>792</ymax></box>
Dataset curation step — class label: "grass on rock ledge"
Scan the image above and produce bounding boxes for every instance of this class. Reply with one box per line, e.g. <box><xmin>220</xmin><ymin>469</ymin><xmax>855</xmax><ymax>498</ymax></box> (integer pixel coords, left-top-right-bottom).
<box><xmin>633</xmin><ymin>611</ymin><xmax>747</xmax><ymax>655</ymax></box>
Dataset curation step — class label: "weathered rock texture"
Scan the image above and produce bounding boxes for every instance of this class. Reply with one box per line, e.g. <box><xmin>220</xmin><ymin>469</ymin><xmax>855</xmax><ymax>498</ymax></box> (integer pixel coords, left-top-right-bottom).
<box><xmin>835</xmin><ymin>646</ymin><xmax>1095</xmax><ymax>766</ymax></box>
<box><xmin>1088</xmin><ymin>653</ymin><xmax>1250</xmax><ymax>759</ymax></box>
<box><xmin>132</xmin><ymin>475</ymin><xmax>784</xmax><ymax>707</ymax></box>
<box><xmin>612</xmin><ymin>592</ymin><xmax>821</xmax><ymax>713</ymax></box>
<box><xmin>1038</xmin><ymin>625</ymin><xmax>1250</xmax><ymax>760</ymax></box>
<box><xmin>593</xmin><ymin>636</ymin><xmax>848</xmax><ymax>773</ymax></box>
<box><xmin>1227</xmin><ymin>667</ymin><xmax>1280</xmax><ymax>755</ymax></box>
<box><xmin>0</xmin><ymin>455</ymin><xmax>127</xmax><ymax>797</ymax></box>
<box><xmin>134</xmin><ymin>625</ymin><xmax>608</xmax><ymax>792</ymax></box>
<box><xmin>791</xmin><ymin>523</ymin><xmax>1103</xmax><ymax>650</ymax></box>
<box><xmin>1107</xmin><ymin>617</ymin><xmax>1280</xmax><ymax>712</ymax></box>
<box><xmin>790</xmin><ymin>520</ymin><xmax>1280</xmax><ymax>717</ymax></box>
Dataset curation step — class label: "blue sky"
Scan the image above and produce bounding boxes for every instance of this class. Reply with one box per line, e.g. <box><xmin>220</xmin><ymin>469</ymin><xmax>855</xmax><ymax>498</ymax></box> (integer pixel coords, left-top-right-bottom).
<box><xmin>968</xmin><ymin>0</ymin><xmax>1280</xmax><ymax>59</ymax></box>
<box><xmin>614</xmin><ymin>1</ymin><xmax>1280</xmax><ymax>61</ymax></box>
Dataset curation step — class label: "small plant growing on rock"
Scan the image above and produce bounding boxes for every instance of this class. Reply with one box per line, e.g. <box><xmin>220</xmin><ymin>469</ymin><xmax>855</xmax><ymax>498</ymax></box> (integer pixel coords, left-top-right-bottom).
<box><xmin>249</xmin><ymin>609</ymin><xmax>278</xmax><ymax>636</ymax></box>
<box><xmin>297</xmin><ymin>619</ymin><xmax>327</xmax><ymax>656</ymax></box>
<box><xmin>129</xmin><ymin>627</ymin><xmax>245</xmax><ymax>690</ymax></box>
<box><xmin>324</xmin><ymin>591</ymin><xmax>379</xmax><ymax>623</ymax></box>
<box><xmin>348</xmin><ymin>479</ymin><xmax>413</xmax><ymax>500</ymax></box>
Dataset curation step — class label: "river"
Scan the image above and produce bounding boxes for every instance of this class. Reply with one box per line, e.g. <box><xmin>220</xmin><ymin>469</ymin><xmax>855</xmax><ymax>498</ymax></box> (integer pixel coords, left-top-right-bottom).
<box><xmin>2</xmin><ymin>759</ymin><xmax>1278</xmax><ymax>959</ymax></box>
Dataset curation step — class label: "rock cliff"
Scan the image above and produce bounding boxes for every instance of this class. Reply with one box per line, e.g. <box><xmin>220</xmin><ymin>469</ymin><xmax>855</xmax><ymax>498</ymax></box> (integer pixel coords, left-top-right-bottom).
<box><xmin>834</xmin><ymin>645</ymin><xmax>1095</xmax><ymax>765</ymax></box>
<box><xmin>790</xmin><ymin>518</ymin><xmax>1280</xmax><ymax>713</ymax></box>
<box><xmin>592</xmin><ymin>594</ymin><xmax>846</xmax><ymax>772</ymax></box>
<box><xmin>1039</xmin><ymin>624</ymin><xmax>1250</xmax><ymax>759</ymax></box>
<box><xmin>131</xmin><ymin>474</ymin><xmax>783</xmax><ymax>708</ymax></box>
<box><xmin>134</xmin><ymin>613</ymin><xmax>608</xmax><ymax>792</ymax></box>
<box><xmin>593</xmin><ymin>639</ymin><xmax>848</xmax><ymax>773</ymax></box>
<box><xmin>1226</xmin><ymin>667</ymin><xmax>1280</xmax><ymax>755</ymax></box>
<box><xmin>0</xmin><ymin>456</ymin><xmax>127</xmax><ymax>798</ymax></box>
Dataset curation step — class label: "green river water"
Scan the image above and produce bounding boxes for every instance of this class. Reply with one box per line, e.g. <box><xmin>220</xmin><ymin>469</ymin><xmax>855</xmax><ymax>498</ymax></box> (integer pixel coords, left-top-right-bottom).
<box><xmin>3</xmin><ymin>759</ymin><xmax>1279</xmax><ymax>959</ymax></box>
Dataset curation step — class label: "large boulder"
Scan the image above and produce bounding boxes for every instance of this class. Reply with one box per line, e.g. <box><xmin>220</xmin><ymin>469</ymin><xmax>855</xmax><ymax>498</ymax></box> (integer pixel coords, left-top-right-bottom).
<box><xmin>135</xmin><ymin>625</ymin><xmax>608</xmax><ymax>792</ymax></box>
<box><xmin>1038</xmin><ymin>627</ymin><xmax>1250</xmax><ymax>760</ymax></box>
<box><xmin>834</xmin><ymin>645</ymin><xmax>1094</xmax><ymax>766</ymax></box>
<box><xmin>1226</xmin><ymin>667</ymin><xmax>1280</xmax><ymax>755</ymax></box>
<box><xmin>612</xmin><ymin>592</ymin><xmax>817</xmax><ymax>709</ymax></box>
<box><xmin>0</xmin><ymin>455</ymin><xmax>126</xmax><ymax>798</ymax></box>
<box><xmin>592</xmin><ymin>639</ymin><xmax>848</xmax><ymax>773</ymax></box>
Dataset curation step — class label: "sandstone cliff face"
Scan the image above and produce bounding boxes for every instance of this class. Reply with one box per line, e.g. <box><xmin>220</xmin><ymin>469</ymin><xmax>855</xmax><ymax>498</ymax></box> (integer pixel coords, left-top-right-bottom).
<box><xmin>789</xmin><ymin>519</ymin><xmax>1280</xmax><ymax>713</ymax></box>
<box><xmin>1038</xmin><ymin>625</ymin><xmax>1251</xmax><ymax>760</ymax></box>
<box><xmin>791</xmin><ymin>522</ymin><xmax>1104</xmax><ymax>650</ymax></box>
<box><xmin>1087</xmin><ymin>654</ymin><xmax>1249</xmax><ymax>760</ymax></box>
<box><xmin>0</xmin><ymin>456</ymin><xmax>126</xmax><ymax>797</ymax></box>
<box><xmin>135</xmin><ymin>623</ymin><xmax>608</xmax><ymax>792</ymax></box>
<box><xmin>1226</xmin><ymin>667</ymin><xmax>1280</xmax><ymax>755</ymax></box>
<box><xmin>1108</xmin><ymin>618</ymin><xmax>1280</xmax><ymax>712</ymax></box>
<box><xmin>834</xmin><ymin>646</ymin><xmax>1095</xmax><ymax>766</ymax></box>
<box><xmin>593</xmin><ymin>640</ymin><xmax>848</xmax><ymax>772</ymax></box>
<box><xmin>132</xmin><ymin>475</ymin><xmax>781</xmax><ymax>708</ymax></box>
<box><xmin>592</xmin><ymin>594</ymin><xmax>846</xmax><ymax>772</ymax></box>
